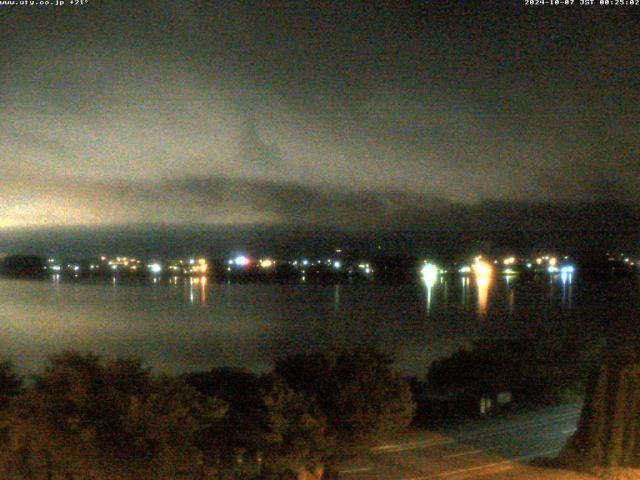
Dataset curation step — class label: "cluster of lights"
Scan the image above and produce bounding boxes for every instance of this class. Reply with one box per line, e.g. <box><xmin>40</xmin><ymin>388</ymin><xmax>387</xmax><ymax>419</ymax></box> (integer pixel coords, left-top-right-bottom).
<box><xmin>290</xmin><ymin>258</ymin><xmax>343</xmax><ymax>271</ymax></box>
<box><xmin>259</xmin><ymin>258</ymin><xmax>274</xmax><ymax>268</ymax></box>
<box><xmin>503</xmin><ymin>257</ymin><xmax>516</xmax><ymax>265</ymax></box>
<box><xmin>358</xmin><ymin>263</ymin><xmax>372</xmax><ymax>275</ymax></box>
<box><xmin>108</xmin><ymin>256</ymin><xmax>141</xmax><ymax>272</ymax></box>
<box><xmin>191</xmin><ymin>258</ymin><xmax>208</xmax><ymax>274</ymax></box>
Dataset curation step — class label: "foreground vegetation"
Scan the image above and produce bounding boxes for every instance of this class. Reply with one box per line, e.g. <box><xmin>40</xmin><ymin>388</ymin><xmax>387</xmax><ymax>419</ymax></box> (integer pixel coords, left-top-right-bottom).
<box><xmin>0</xmin><ymin>333</ymin><xmax>613</xmax><ymax>479</ymax></box>
<box><xmin>0</xmin><ymin>350</ymin><xmax>414</xmax><ymax>480</ymax></box>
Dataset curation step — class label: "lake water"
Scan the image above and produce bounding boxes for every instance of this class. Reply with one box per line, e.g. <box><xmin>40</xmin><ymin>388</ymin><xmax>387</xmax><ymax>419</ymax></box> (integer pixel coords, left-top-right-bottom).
<box><xmin>1</xmin><ymin>273</ymin><xmax>638</xmax><ymax>376</ymax></box>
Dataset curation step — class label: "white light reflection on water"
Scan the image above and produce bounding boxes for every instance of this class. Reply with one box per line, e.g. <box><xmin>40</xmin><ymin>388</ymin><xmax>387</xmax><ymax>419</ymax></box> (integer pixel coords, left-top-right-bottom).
<box><xmin>421</xmin><ymin>267</ymin><xmax>438</xmax><ymax>314</ymax></box>
<box><xmin>420</xmin><ymin>263</ymin><xmax>440</xmax><ymax>314</ymax></box>
<box><xmin>461</xmin><ymin>276</ymin><xmax>469</xmax><ymax>307</ymax></box>
<box><xmin>442</xmin><ymin>276</ymin><xmax>448</xmax><ymax>306</ymax></box>
<box><xmin>561</xmin><ymin>271</ymin><xmax>573</xmax><ymax>309</ymax></box>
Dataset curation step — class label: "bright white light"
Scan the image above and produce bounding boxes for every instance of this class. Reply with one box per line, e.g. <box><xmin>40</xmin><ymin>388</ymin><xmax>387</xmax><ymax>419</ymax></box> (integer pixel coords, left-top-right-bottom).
<box><xmin>302</xmin><ymin>259</ymin><xmax>309</xmax><ymax>266</ymax></box>
<box><xmin>73</xmin><ymin>266</ymin><xmax>80</xmax><ymax>272</ymax></box>
<box><xmin>421</xmin><ymin>263</ymin><xmax>438</xmax><ymax>287</ymax></box>
<box><xmin>503</xmin><ymin>268</ymin><xmax>517</xmax><ymax>275</ymax></box>
<box><xmin>560</xmin><ymin>265</ymin><xmax>575</xmax><ymax>274</ymax></box>
<box><xmin>503</xmin><ymin>257</ymin><xmax>515</xmax><ymax>265</ymax></box>
<box><xmin>52</xmin><ymin>265</ymin><xmax>61</xmax><ymax>272</ymax></box>
<box><xmin>234</xmin><ymin>255</ymin><xmax>250</xmax><ymax>266</ymax></box>
<box><xmin>149</xmin><ymin>263</ymin><xmax>162</xmax><ymax>274</ymax></box>
<box><xmin>548</xmin><ymin>266</ymin><xmax>559</xmax><ymax>273</ymax></box>
<box><xmin>333</xmin><ymin>261</ymin><xmax>342</xmax><ymax>269</ymax></box>
<box><xmin>458</xmin><ymin>265</ymin><xmax>471</xmax><ymax>274</ymax></box>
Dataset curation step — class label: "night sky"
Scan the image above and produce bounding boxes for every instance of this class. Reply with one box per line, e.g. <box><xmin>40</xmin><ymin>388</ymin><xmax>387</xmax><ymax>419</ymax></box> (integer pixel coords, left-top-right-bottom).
<box><xmin>1</xmin><ymin>2</ymin><xmax>638</xmax><ymax>254</ymax></box>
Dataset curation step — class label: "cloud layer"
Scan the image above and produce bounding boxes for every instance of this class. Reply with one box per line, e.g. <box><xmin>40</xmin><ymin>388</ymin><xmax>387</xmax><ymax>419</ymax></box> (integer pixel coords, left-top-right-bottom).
<box><xmin>0</xmin><ymin>2</ymin><xmax>639</xmax><ymax>231</ymax></box>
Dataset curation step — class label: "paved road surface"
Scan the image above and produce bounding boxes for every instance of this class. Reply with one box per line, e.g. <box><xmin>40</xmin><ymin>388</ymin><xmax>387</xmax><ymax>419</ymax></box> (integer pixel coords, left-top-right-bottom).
<box><xmin>336</xmin><ymin>404</ymin><xmax>593</xmax><ymax>479</ymax></box>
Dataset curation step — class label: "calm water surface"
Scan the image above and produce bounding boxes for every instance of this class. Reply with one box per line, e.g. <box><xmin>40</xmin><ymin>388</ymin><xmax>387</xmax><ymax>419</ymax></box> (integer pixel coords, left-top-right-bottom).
<box><xmin>1</xmin><ymin>273</ymin><xmax>638</xmax><ymax>375</ymax></box>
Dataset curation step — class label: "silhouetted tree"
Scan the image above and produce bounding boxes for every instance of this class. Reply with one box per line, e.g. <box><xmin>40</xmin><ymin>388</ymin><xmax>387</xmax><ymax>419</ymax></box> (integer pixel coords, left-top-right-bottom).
<box><xmin>186</xmin><ymin>368</ymin><xmax>329</xmax><ymax>478</ymax></box>
<box><xmin>560</xmin><ymin>342</ymin><xmax>640</xmax><ymax>468</ymax></box>
<box><xmin>275</xmin><ymin>349</ymin><xmax>415</xmax><ymax>446</ymax></box>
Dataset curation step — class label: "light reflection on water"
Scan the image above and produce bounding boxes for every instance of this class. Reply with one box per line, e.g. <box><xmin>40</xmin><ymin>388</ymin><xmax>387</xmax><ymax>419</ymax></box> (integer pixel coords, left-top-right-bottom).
<box><xmin>0</xmin><ymin>273</ymin><xmax>636</xmax><ymax>377</ymax></box>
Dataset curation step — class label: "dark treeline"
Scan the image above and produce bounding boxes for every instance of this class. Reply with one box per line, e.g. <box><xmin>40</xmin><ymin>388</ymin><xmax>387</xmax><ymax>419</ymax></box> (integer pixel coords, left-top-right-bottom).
<box><xmin>0</xmin><ymin>255</ymin><xmax>46</xmax><ymax>278</ymax></box>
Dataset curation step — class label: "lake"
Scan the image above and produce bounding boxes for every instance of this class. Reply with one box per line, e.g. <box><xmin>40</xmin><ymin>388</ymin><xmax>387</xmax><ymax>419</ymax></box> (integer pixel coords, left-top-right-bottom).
<box><xmin>0</xmin><ymin>272</ymin><xmax>638</xmax><ymax>376</ymax></box>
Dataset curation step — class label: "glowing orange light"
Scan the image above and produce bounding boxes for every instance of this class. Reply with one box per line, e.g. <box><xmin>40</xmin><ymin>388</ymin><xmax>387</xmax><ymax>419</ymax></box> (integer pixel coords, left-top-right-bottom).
<box><xmin>259</xmin><ymin>259</ymin><xmax>274</xmax><ymax>268</ymax></box>
<box><xmin>472</xmin><ymin>259</ymin><xmax>493</xmax><ymax>314</ymax></box>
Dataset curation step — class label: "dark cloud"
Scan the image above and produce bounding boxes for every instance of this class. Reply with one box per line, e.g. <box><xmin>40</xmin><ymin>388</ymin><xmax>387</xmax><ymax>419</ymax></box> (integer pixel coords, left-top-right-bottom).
<box><xmin>0</xmin><ymin>1</ymin><xmax>638</xmax><ymax>239</ymax></box>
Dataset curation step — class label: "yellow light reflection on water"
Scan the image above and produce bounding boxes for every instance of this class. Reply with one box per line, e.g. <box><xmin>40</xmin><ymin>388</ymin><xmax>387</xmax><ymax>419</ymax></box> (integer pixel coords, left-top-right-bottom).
<box><xmin>200</xmin><ymin>276</ymin><xmax>207</xmax><ymax>305</ymax></box>
<box><xmin>472</xmin><ymin>259</ymin><xmax>493</xmax><ymax>314</ymax></box>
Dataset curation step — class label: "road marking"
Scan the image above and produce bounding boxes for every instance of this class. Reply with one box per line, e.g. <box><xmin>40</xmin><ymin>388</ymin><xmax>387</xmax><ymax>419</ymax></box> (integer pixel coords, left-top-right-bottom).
<box><xmin>372</xmin><ymin>438</ymin><xmax>454</xmax><ymax>453</ymax></box>
<box><xmin>562</xmin><ymin>428</ymin><xmax>576</xmax><ymax>434</ymax></box>
<box><xmin>339</xmin><ymin>467</ymin><xmax>372</xmax><ymax>474</ymax></box>
<box><xmin>399</xmin><ymin>447</ymin><xmax>563</xmax><ymax>480</ymax></box>
<box><xmin>434</xmin><ymin>460</ymin><xmax>513</xmax><ymax>478</ymax></box>
<box><xmin>442</xmin><ymin>464</ymin><xmax>513</xmax><ymax>480</ymax></box>
<box><xmin>443</xmin><ymin>449</ymin><xmax>481</xmax><ymax>458</ymax></box>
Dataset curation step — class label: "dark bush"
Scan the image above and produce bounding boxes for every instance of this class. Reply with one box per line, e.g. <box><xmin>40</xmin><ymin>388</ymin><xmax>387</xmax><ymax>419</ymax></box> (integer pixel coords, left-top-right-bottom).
<box><xmin>0</xmin><ymin>360</ymin><xmax>21</xmax><ymax>410</ymax></box>
<box><xmin>0</xmin><ymin>351</ymin><xmax>226</xmax><ymax>479</ymax></box>
<box><xmin>186</xmin><ymin>368</ymin><xmax>330</xmax><ymax>478</ymax></box>
<box><xmin>275</xmin><ymin>349</ymin><xmax>415</xmax><ymax>447</ymax></box>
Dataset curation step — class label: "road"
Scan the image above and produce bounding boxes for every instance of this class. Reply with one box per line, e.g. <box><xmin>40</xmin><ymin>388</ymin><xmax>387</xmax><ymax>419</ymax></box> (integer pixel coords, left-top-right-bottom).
<box><xmin>336</xmin><ymin>404</ymin><xmax>594</xmax><ymax>479</ymax></box>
